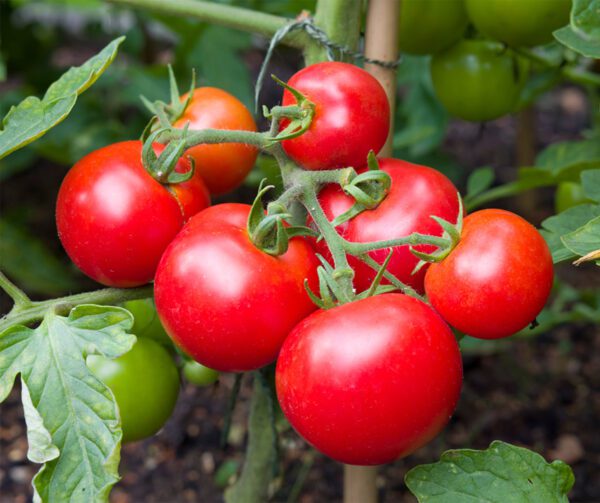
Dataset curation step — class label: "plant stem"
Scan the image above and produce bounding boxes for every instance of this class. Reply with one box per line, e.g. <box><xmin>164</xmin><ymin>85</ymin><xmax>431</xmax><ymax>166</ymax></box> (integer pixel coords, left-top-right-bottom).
<box><xmin>0</xmin><ymin>284</ymin><xmax>154</xmax><ymax>334</ymax></box>
<box><xmin>106</xmin><ymin>0</ymin><xmax>310</xmax><ymax>49</ymax></box>
<box><xmin>465</xmin><ymin>177</ymin><xmax>555</xmax><ymax>211</ymax></box>
<box><xmin>0</xmin><ymin>271</ymin><xmax>32</xmax><ymax>310</ymax></box>
<box><xmin>344</xmin><ymin>234</ymin><xmax>450</xmax><ymax>254</ymax></box>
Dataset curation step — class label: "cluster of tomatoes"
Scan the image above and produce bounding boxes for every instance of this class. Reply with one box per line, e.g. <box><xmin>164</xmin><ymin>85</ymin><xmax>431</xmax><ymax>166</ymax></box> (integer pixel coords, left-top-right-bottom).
<box><xmin>398</xmin><ymin>0</ymin><xmax>572</xmax><ymax>122</ymax></box>
<box><xmin>55</xmin><ymin>58</ymin><xmax>553</xmax><ymax>464</ymax></box>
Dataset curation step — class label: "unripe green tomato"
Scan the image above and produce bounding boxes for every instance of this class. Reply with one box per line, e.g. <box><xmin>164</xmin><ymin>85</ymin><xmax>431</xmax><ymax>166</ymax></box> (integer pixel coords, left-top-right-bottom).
<box><xmin>183</xmin><ymin>360</ymin><xmax>220</xmax><ymax>386</ymax></box>
<box><xmin>555</xmin><ymin>181</ymin><xmax>593</xmax><ymax>213</ymax></box>
<box><xmin>465</xmin><ymin>0</ymin><xmax>572</xmax><ymax>48</ymax></box>
<box><xmin>430</xmin><ymin>39</ymin><xmax>527</xmax><ymax>122</ymax></box>
<box><xmin>123</xmin><ymin>298</ymin><xmax>171</xmax><ymax>346</ymax></box>
<box><xmin>87</xmin><ymin>338</ymin><xmax>180</xmax><ymax>443</ymax></box>
<box><xmin>398</xmin><ymin>0</ymin><xmax>469</xmax><ymax>55</ymax></box>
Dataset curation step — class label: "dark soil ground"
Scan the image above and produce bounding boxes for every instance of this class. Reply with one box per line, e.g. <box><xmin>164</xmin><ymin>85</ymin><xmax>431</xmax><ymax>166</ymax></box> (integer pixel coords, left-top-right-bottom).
<box><xmin>1</xmin><ymin>53</ymin><xmax>599</xmax><ymax>502</ymax></box>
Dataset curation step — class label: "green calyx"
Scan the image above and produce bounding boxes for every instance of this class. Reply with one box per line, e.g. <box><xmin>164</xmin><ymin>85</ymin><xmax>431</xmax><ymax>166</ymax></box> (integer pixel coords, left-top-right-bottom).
<box><xmin>267</xmin><ymin>75</ymin><xmax>315</xmax><ymax>141</ymax></box>
<box><xmin>141</xmin><ymin>126</ymin><xmax>195</xmax><ymax>185</ymax></box>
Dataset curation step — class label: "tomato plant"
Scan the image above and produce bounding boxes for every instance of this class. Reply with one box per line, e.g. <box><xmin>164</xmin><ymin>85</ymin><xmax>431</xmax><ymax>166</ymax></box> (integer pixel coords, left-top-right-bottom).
<box><xmin>183</xmin><ymin>360</ymin><xmax>219</xmax><ymax>386</ymax></box>
<box><xmin>154</xmin><ymin>203</ymin><xmax>319</xmax><ymax>372</ymax></box>
<box><xmin>276</xmin><ymin>294</ymin><xmax>462</xmax><ymax>465</ymax></box>
<box><xmin>430</xmin><ymin>39</ymin><xmax>527</xmax><ymax>122</ymax></box>
<box><xmin>87</xmin><ymin>337</ymin><xmax>180</xmax><ymax>443</ymax></box>
<box><xmin>465</xmin><ymin>0</ymin><xmax>572</xmax><ymax>48</ymax></box>
<box><xmin>555</xmin><ymin>181</ymin><xmax>592</xmax><ymax>213</ymax></box>
<box><xmin>174</xmin><ymin>87</ymin><xmax>258</xmax><ymax>195</ymax></box>
<box><xmin>425</xmin><ymin>209</ymin><xmax>554</xmax><ymax>339</ymax></box>
<box><xmin>56</xmin><ymin>141</ymin><xmax>210</xmax><ymax>287</ymax></box>
<box><xmin>315</xmin><ymin>158</ymin><xmax>461</xmax><ymax>293</ymax></box>
<box><xmin>280</xmin><ymin>62</ymin><xmax>389</xmax><ymax>170</ymax></box>
<box><xmin>398</xmin><ymin>0</ymin><xmax>469</xmax><ymax>55</ymax></box>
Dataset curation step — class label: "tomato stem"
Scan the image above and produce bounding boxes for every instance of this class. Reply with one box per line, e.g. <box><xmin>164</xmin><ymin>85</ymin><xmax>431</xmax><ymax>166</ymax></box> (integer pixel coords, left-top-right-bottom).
<box><xmin>0</xmin><ymin>270</ymin><xmax>32</xmax><ymax>311</ymax></box>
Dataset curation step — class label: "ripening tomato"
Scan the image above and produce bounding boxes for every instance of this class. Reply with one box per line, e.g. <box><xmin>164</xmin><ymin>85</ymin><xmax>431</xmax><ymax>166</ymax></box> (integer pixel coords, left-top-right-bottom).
<box><xmin>56</xmin><ymin>141</ymin><xmax>210</xmax><ymax>287</ymax></box>
<box><xmin>154</xmin><ymin>203</ymin><xmax>319</xmax><ymax>372</ymax></box>
<box><xmin>314</xmin><ymin>158</ymin><xmax>461</xmax><ymax>293</ymax></box>
<box><xmin>465</xmin><ymin>0</ymin><xmax>572</xmax><ymax>48</ymax></box>
<box><xmin>174</xmin><ymin>87</ymin><xmax>258</xmax><ymax>195</ymax></box>
<box><xmin>398</xmin><ymin>0</ymin><xmax>469</xmax><ymax>55</ymax></box>
<box><xmin>280</xmin><ymin>62</ymin><xmax>389</xmax><ymax>170</ymax></box>
<box><xmin>87</xmin><ymin>338</ymin><xmax>180</xmax><ymax>443</ymax></box>
<box><xmin>183</xmin><ymin>361</ymin><xmax>219</xmax><ymax>386</ymax></box>
<box><xmin>425</xmin><ymin>209</ymin><xmax>554</xmax><ymax>339</ymax></box>
<box><xmin>276</xmin><ymin>294</ymin><xmax>463</xmax><ymax>465</ymax></box>
<box><xmin>122</xmin><ymin>298</ymin><xmax>172</xmax><ymax>347</ymax></box>
<box><xmin>431</xmin><ymin>39</ymin><xmax>527</xmax><ymax>122</ymax></box>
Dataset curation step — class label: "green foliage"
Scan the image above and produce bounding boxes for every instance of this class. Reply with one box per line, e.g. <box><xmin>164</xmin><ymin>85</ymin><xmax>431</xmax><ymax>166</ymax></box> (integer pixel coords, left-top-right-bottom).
<box><xmin>0</xmin><ymin>305</ymin><xmax>135</xmax><ymax>502</ymax></box>
<box><xmin>554</xmin><ymin>0</ymin><xmax>600</xmax><ymax>57</ymax></box>
<box><xmin>0</xmin><ymin>37</ymin><xmax>124</xmax><ymax>160</ymax></box>
<box><xmin>405</xmin><ymin>441</ymin><xmax>575</xmax><ymax>502</ymax></box>
<box><xmin>465</xmin><ymin>167</ymin><xmax>494</xmax><ymax>200</ymax></box>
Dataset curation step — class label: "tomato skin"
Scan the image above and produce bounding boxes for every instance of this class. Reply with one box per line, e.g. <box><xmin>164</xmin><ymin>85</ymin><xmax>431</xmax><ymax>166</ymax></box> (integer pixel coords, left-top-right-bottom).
<box><xmin>315</xmin><ymin>158</ymin><xmax>461</xmax><ymax>293</ymax></box>
<box><xmin>154</xmin><ymin>203</ymin><xmax>319</xmax><ymax>372</ymax></box>
<box><xmin>425</xmin><ymin>209</ymin><xmax>554</xmax><ymax>339</ymax></box>
<box><xmin>281</xmin><ymin>62</ymin><xmax>389</xmax><ymax>171</ymax></box>
<box><xmin>555</xmin><ymin>182</ymin><xmax>592</xmax><ymax>213</ymax></box>
<box><xmin>122</xmin><ymin>298</ymin><xmax>172</xmax><ymax>347</ymax></box>
<box><xmin>56</xmin><ymin>141</ymin><xmax>210</xmax><ymax>287</ymax></box>
<box><xmin>87</xmin><ymin>338</ymin><xmax>180</xmax><ymax>443</ymax></box>
<box><xmin>276</xmin><ymin>294</ymin><xmax>462</xmax><ymax>465</ymax></box>
<box><xmin>466</xmin><ymin>0</ymin><xmax>571</xmax><ymax>48</ymax></box>
<box><xmin>398</xmin><ymin>0</ymin><xmax>469</xmax><ymax>55</ymax></box>
<box><xmin>431</xmin><ymin>39</ymin><xmax>527</xmax><ymax>122</ymax></box>
<box><xmin>183</xmin><ymin>361</ymin><xmax>219</xmax><ymax>386</ymax></box>
<box><xmin>174</xmin><ymin>87</ymin><xmax>258</xmax><ymax>195</ymax></box>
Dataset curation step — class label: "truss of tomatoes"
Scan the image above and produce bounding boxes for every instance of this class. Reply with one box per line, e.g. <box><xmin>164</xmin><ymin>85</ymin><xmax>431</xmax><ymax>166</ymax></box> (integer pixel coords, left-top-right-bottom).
<box><xmin>56</xmin><ymin>61</ymin><xmax>553</xmax><ymax>463</ymax></box>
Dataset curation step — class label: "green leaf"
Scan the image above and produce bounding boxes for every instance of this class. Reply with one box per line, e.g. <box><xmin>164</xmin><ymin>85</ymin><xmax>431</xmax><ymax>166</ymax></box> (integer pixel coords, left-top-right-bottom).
<box><xmin>405</xmin><ymin>441</ymin><xmax>575</xmax><ymax>503</ymax></box>
<box><xmin>224</xmin><ymin>372</ymin><xmax>278</xmax><ymax>503</ymax></box>
<box><xmin>0</xmin><ymin>218</ymin><xmax>79</xmax><ymax>296</ymax></box>
<box><xmin>554</xmin><ymin>25</ymin><xmax>600</xmax><ymax>57</ymax></box>
<box><xmin>0</xmin><ymin>305</ymin><xmax>135</xmax><ymax>502</ymax></box>
<box><xmin>466</xmin><ymin>167</ymin><xmax>495</xmax><ymax>199</ymax></box>
<box><xmin>581</xmin><ymin>169</ymin><xmax>600</xmax><ymax>201</ymax></box>
<box><xmin>0</xmin><ymin>37</ymin><xmax>124</xmax><ymax>160</ymax></box>
<box><xmin>562</xmin><ymin>214</ymin><xmax>600</xmax><ymax>258</ymax></box>
<box><xmin>535</xmin><ymin>139</ymin><xmax>600</xmax><ymax>181</ymax></box>
<box><xmin>554</xmin><ymin>0</ymin><xmax>600</xmax><ymax>57</ymax></box>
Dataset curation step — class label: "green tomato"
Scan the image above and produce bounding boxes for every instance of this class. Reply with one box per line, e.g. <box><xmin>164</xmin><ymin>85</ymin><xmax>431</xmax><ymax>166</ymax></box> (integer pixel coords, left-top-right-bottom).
<box><xmin>431</xmin><ymin>39</ymin><xmax>527</xmax><ymax>122</ymax></box>
<box><xmin>465</xmin><ymin>0</ymin><xmax>572</xmax><ymax>48</ymax></box>
<box><xmin>555</xmin><ymin>181</ymin><xmax>593</xmax><ymax>213</ymax></box>
<box><xmin>183</xmin><ymin>360</ymin><xmax>220</xmax><ymax>386</ymax></box>
<box><xmin>87</xmin><ymin>338</ymin><xmax>180</xmax><ymax>443</ymax></box>
<box><xmin>398</xmin><ymin>0</ymin><xmax>469</xmax><ymax>55</ymax></box>
<box><xmin>123</xmin><ymin>298</ymin><xmax>171</xmax><ymax>346</ymax></box>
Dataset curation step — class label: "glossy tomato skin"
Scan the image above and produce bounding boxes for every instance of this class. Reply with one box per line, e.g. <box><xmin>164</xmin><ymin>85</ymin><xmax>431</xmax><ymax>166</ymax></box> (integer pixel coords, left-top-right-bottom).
<box><xmin>425</xmin><ymin>209</ymin><xmax>554</xmax><ymax>339</ymax></box>
<box><xmin>87</xmin><ymin>338</ymin><xmax>180</xmax><ymax>443</ymax></box>
<box><xmin>466</xmin><ymin>0</ymin><xmax>571</xmax><ymax>48</ymax></box>
<box><xmin>122</xmin><ymin>298</ymin><xmax>172</xmax><ymax>347</ymax></box>
<box><xmin>315</xmin><ymin>158</ymin><xmax>461</xmax><ymax>293</ymax></box>
<box><xmin>56</xmin><ymin>141</ymin><xmax>210</xmax><ymax>287</ymax></box>
<box><xmin>174</xmin><ymin>87</ymin><xmax>258</xmax><ymax>195</ymax></box>
<box><xmin>154</xmin><ymin>203</ymin><xmax>319</xmax><ymax>372</ymax></box>
<box><xmin>276</xmin><ymin>294</ymin><xmax>462</xmax><ymax>465</ymax></box>
<box><xmin>431</xmin><ymin>39</ymin><xmax>527</xmax><ymax>122</ymax></box>
<box><xmin>281</xmin><ymin>62</ymin><xmax>389</xmax><ymax>171</ymax></box>
<box><xmin>398</xmin><ymin>0</ymin><xmax>468</xmax><ymax>55</ymax></box>
<box><xmin>183</xmin><ymin>361</ymin><xmax>219</xmax><ymax>386</ymax></box>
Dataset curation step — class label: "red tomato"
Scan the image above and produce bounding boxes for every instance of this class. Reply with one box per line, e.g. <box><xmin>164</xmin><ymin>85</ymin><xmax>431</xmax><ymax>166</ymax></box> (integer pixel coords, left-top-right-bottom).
<box><xmin>314</xmin><ymin>158</ymin><xmax>461</xmax><ymax>293</ymax></box>
<box><xmin>56</xmin><ymin>141</ymin><xmax>210</xmax><ymax>287</ymax></box>
<box><xmin>280</xmin><ymin>62</ymin><xmax>389</xmax><ymax>171</ymax></box>
<box><xmin>425</xmin><ymin>209</ymin><xmax>554</xmax><ymax>339</ymax></box>
<box><xmin>154</xmin><ymin>203</ymin><xmax>319</xmax><ymax>372</ymax></box>
<box><xmin>276</xmin><ymin>294</ymin><xmax>463</xmax><ymax>465</ymax></box>
<box><xmin>174</xmin><ymin>87</ymin><xmax>258</xmax><ymax>195</ymax></box>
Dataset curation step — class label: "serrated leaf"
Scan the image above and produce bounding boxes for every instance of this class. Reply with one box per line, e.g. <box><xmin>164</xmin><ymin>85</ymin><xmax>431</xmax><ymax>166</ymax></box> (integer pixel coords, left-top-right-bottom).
<box><xmin>554</xmin><ymin>0</ymin><xmax>600</xmax><ymax>57</ymax></box>
<box><xmin>562</xmin><ymin>214</ymin><xmax>600</xmax><ymax>259</ymax></box>
<box><xmin>0</xmin><ymin>305</ymin><xmax>135</xmax><ymax>502</ymax></box>
<box><xmin>581</xmin><ymin>169</ymin><xmax>600</xmax><ymax>201</ymax></box>
<box><xmin>466</xmin><ymin>167</ymin><xmax>495</xmax><ymax>198</ymax></box>
<box><xmin>535</xmin><ymin>139</ymin><xmax>600</xmax><ymax>180</ymax></box>
<box><xmin>0</xmin><ymin>37</ymin><xmax>124</xmax><ymax>159</ymax></box>
<box><xmin>405</xmin><ymin>441</ymin><xmax>575</xmax><ymax>503</ymax></box>
<box><xmin>554</xmin><ymin>24</ymin><xmax>600</xmax><ymax>57</ymax></box>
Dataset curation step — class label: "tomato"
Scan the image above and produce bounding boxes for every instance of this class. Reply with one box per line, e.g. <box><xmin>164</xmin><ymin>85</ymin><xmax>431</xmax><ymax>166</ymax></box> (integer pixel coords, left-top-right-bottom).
<box><xmin>280</xmin><ymin>62</ymin><xmax>389</xmax><ymax>171</ymax></box>
<box><xmin>276</xmin><ymin>294</ymin><xmax>462</xmax><ymax>465</ymax></box>
<box><xmin>314</xmin><ymin>158</ymin><xmax>461</xmax><ymax>294</ymax></box>
<box><xmin>425</xmin><ymin>209</ymin><xmax>554</xmax><ymax>339</ymax></box>
<box><xmin>174</xmin><ymin>87</ymin><xmax>258</xmax><ymax>195</ymax></box>
<box><xmin>87</xmin><ymin>338</ymin><xmax>180</xmax><ymax>443</ymax></box>
<box><xmin>56</xmin><ymin>141</ymin><xmax>210</xmax><ymax>287</ymax></box>
<box><xmin>398</xmin><ymin>0</ymin><xmax>469</xmax><ymax>55</ymax></box>
<box><xmin>183</xmin><ymin>361</ymin><xmax>219</xmax><ymax>386</ymax></box>
<box><xmin>466</xmin><ymin>0</ymin><xmax>571</xmax><ymax>48</ymax></box>
<box><xmin>555</xmin><ymin>181</ymin><xmax>592</xmax><ymax>213</ymax></box>
<box><xmin>154</xmin><ymin>203</ymin><xmax>319</xmax><ymax>372</ymax></box>
<box><xmin>122</xmin><ymin>298</ymin><xmax>171</xmax><ymax>347</ymax></box>
<box><xmin>430</xmin><ymin>39</ymin><xmax>527</xmax><ymax>122</ymax></box>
